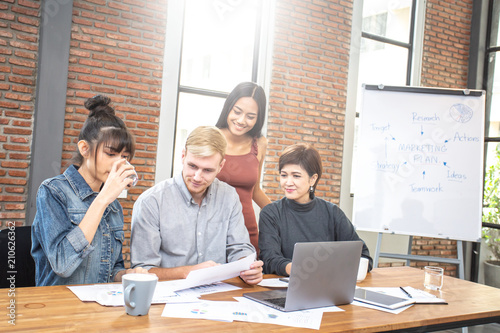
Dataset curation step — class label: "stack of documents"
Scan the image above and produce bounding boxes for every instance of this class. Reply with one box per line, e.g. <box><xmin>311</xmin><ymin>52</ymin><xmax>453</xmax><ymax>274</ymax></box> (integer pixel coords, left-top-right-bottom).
<box><xmin>352</xmin><ymin>286</ymin><xmax>446</xmax><ymax>314</ymax></box>
<box><xmin>396</xmin><ymin>286</ymin><xmax>447</xmax><ymax>304</ymax></box>
<box><xmin>68</xmin><ymin>281</ymin><xmax>241</xmax><ymax>306</ymax></box>
<box><xmin>161</xmin><ymin>296</ymin><xmax>344</xmax><ymax>330</ymax></box>
<box><xmin>68</xmin><ymin>253</ymin><xmax>257</xmax><ymax>306</ymax></box>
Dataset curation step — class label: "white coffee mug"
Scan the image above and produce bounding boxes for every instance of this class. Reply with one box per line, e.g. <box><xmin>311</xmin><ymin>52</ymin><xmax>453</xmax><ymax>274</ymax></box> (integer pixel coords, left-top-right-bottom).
<box><xmin>122</xmin><ymin>273</ymin><xmax>158</xmax><ymax>316</ymax></box>
<box><xmin>357</xmin><ymin>257</ymin><xmax>369</xmax><ymax>282</ymax></box>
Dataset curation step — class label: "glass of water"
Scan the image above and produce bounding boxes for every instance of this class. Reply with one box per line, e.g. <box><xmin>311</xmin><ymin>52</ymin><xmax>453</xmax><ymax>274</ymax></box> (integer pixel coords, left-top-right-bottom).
<box><xmin>125</xmin><ymin>160</ymin><xmax>138</xmax><ymax>187</ymax></box>
<box><xmin>423</xmin><ymin>266</ymin><xmax>444</xmax><ymax>290</ymax></box>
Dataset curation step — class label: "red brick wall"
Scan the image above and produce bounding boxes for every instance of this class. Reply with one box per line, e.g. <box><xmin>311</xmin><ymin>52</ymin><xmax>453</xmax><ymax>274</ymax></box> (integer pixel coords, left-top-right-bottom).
<box><xmin>421</xmin><ymin>0</ymin><xmax>472</xmax><ymax>88</ymax></box>
<box><xmin>63</xmin><ymin>0</ymin><xmax>167</xmax><ymax>266</ymax></box>
<box><xmin>263</xmin><ymin>0</ymin><xmax>352</xmax><ymax>204</ymax></box>
<box><xmin>0</xmin><ymin>0</ymin><xmax>40</xmax><ymax>228</ymax></box>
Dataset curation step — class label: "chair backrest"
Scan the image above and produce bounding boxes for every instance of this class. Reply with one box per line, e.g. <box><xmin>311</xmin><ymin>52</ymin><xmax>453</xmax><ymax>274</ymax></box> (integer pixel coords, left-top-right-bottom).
<box><xmin>0</xmin><ymin>225</ymin><xmax>36</xmax><ymax>288</ymax></box>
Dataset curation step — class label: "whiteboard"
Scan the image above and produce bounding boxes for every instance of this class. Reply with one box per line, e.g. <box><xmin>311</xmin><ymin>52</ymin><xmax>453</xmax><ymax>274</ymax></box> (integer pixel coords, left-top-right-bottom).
<box><xmin>352</xmin><ymin>85</ymin><xmax>485</xmax><ymax>242</ymax></box>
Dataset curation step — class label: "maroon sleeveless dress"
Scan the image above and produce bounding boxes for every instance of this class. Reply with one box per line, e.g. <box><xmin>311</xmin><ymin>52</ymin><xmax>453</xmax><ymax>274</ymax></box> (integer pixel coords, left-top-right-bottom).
<box><xmin>217</xmin><ymin>139</ymin><xmax>259</xmax><ymax>252</ymax></box>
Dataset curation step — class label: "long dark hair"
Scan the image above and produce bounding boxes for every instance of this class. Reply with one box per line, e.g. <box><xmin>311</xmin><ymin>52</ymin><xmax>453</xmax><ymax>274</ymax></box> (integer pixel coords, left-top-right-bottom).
<box><xmin>215</xmin><ymin>82</ymin><xmax>267</xmax><ymax>138</ymax></box>
<box><xmin>279</xmin><ymin>143</ymin><xmax>323</xmax><ymax>199</ymax></box>
<box><xmin>73</xmin><ymin>95</ymin><xmax>135</xmax><ymax>167</ymax></box>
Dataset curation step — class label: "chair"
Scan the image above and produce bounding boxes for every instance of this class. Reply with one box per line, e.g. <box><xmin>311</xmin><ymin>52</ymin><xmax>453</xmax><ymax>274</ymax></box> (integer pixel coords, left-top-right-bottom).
<box><xmin>0</xmin><ymin>225</ymin><xmax>36</xmax><ymax>288</ymax></box>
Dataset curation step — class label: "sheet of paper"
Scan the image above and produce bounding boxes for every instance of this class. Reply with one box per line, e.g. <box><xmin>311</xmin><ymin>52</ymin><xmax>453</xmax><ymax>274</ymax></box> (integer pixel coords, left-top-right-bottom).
<box><xmin>162</xmin><ymin>297</ymin><xmax>324</xmax><ymax>330</ymax></box>
<box><xmin>152</xmin><ymin>280</ymin><xmax>241</xmax><ymax>300</ymax></box>
<box><xmin>402</xmin><ymin>286</ymin><xmax>447</xmax><ymax>304</ymax></box>
<box><xmin>233</xmin><ymin>297</ymin><xmax>324</xmax><ymax>330</ymax></box>
<box><xmin>257</xmin><ymin>278</ymin><xmax>288</xmax><ymax>288</ymax></box>
<box><xmin>154</xmin><ymin>282</ymin><xmax>241</xmax><ymax>304</ymax></box>
<box><xmin>176</xmin><ymin>282</ymin><xmax>241</xmax><ymax>298</ymax></box>
<box><xmin>69</xmin><ymin>284</ymin><xmax>126</xmax><ymax>306</ymax></box>
<box><xmin>67</xmin><ymin>285</ymin><xmax>100</xmax><ymax>302</ymax></box>
<box><xmin>161</xmin><ymin>300</ymin><xmax>236</xmax><ymax>322</ymax></box>
<box><xmin>93</xmin><ymin>284</ymin><xmax>126</xmax><ymax>307</ymax></box>
<box><xmin>152</xmin><ymin>279</ymin><xmax>193</xmax><ymax>294</ymax></box>
<box><xmin>182</xmin><ymin>253</ymin><xmax>256</xmax><ymax>290</ymax></box>
<box><xmin>362</xmin><ymin>286</ymin><xmax>447</xmax><ymax>304</ymax></box>
<box><xmin>153</xmin><ymin>280</ymin><xmax>186</xmax><ymax>302</ymax></box>
<box><xmin>160</xmin><ymin>293</ymin><xmax>201</xmax><ymax>304</ymax></box>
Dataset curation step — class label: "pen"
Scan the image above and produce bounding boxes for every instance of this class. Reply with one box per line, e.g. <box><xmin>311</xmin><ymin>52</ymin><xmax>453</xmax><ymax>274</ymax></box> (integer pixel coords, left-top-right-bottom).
<box><xmin>279</xmin><ymin>278</ymin><xmax>289</xmax><ymax>283</ymax></box>
<box><xmin>400</xmin><ymin>286</ymin><xmax>412</xmax><ymax>298</ymax></box>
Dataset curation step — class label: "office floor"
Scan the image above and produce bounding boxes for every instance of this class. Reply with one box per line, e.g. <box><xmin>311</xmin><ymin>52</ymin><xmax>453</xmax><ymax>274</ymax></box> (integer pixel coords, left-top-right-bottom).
<box><xmin>438</xmin><ymin>323</ymin><xmax>500</xmax><ymax>332</ymax></box>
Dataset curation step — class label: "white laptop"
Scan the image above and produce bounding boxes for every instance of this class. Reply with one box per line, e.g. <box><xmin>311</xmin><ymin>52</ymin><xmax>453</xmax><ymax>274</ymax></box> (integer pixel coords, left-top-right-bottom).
<box><xmin>243</xmin><ymin>241</ymin><xmax>363</xmax><ymax>312</ymax></box>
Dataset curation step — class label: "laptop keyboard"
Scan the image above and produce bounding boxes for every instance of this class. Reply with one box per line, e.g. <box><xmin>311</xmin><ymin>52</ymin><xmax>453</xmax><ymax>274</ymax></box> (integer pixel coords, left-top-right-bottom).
<box><xmin>264</xmin><ymin>297</ymin><xmax>286</xmax><ymax>308</ymax></box>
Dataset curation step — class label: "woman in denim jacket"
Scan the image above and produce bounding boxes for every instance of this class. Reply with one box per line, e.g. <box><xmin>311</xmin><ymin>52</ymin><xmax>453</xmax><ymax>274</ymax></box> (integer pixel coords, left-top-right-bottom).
<box><xmin>31</xmin><ymin>95</ymin><xmax>149</xmax><ymax>286</ymax></box>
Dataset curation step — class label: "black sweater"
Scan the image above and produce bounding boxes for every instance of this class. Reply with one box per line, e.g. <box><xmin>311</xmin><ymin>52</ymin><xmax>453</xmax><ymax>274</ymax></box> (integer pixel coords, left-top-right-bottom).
<box><xmin>258</xmin><ymin>197</ymin><xmax>372</xmax><ymax>276</ymax></box>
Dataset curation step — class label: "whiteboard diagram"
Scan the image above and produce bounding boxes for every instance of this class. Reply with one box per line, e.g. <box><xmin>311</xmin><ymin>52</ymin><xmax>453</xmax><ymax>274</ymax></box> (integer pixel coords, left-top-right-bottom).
<box><xmin>352</xmin><ymin>85</ymin><xmax>485</xmax><ymax>242</ymax></box>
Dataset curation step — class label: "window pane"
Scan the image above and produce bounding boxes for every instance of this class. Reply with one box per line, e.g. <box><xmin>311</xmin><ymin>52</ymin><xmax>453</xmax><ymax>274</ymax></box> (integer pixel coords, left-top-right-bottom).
<box><xmin>362</xmin><ymin>0</ymin><xmax>412</xmax><ymax>43</ymax></box>
<box><xmin>483</xmin><ymin>142</ymin><xmax>500</xmax><ymax>224</ymax></box>
<box><xmin>172</xmin><ymin>93</ymin><xmax>225</xmax><ymax>175</ymax></box>
<box><xmin>487</xmin><ymin>52</ymin><xmax>500</xmax><ymax>137</ymax></box>
<box><xmin>489</xmin><ymin>0</ymin><xmax>500</xmax><ymax>47</ymax></box>
<box><xmin>358</xmin><ymin>39</ymin><xmax>409</xmax><ymax>86</ymax></box>
<box><xmin>180</xmin><ymin>0</ymin><xmax>260</xmax><ymax>92</ymax></box>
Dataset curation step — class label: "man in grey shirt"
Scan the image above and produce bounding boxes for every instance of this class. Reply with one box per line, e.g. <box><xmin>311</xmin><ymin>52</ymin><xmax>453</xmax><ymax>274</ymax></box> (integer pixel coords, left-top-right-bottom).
<box><xmin>130</xmin><ymin>126</ymin><xmax>263</xmax><ymax>284</ymax></box>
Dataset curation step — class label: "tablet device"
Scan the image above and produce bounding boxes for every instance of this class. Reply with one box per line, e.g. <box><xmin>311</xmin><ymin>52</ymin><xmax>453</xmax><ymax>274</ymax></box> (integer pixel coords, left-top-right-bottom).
<box><xmin>354</xmin><ymin>288</ymin><xmax>415</xmax><ymax>309</ymax></box>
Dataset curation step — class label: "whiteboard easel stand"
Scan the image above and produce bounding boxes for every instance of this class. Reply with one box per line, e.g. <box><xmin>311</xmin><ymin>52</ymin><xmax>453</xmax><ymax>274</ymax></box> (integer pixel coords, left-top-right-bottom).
<box><xmin>373</xmin><ymin>232</ymin><xmax>465</xmax><ymax>279</ymax></box>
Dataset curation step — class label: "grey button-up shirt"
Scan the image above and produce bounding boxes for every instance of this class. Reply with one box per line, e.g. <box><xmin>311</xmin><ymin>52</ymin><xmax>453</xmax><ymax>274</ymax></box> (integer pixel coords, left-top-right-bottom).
<box><xmin>130</xmin><ymin>173</ymin><xmax>255</xmax><ymax>269</ymax></box>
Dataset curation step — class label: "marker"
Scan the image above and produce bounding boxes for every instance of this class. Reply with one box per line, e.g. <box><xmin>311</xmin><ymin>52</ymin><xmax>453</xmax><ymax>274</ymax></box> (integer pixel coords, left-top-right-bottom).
<box><xmin>279</xmin><ymin>278</ymin><xmax>289</xmax><ymax>283</ymax></box>
<box><xmin>400</xmin><ymin>286</ymin><xmax>412</xmax><ymax>298</ymax></box>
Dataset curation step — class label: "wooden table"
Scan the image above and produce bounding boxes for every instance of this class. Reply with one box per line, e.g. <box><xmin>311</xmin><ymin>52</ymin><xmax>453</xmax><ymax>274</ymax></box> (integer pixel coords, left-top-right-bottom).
<box><xmin>1</xmin><ymin>267</ymin><xmax>500</xmax><ymax>332</ymax></box>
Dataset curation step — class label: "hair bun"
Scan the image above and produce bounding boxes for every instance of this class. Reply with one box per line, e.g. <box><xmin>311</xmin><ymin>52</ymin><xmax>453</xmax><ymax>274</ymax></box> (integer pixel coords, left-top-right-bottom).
<box><xmin>84</xmin><ymin>95</ymin><xmax>114</xmax><ymax>117</ymax></box>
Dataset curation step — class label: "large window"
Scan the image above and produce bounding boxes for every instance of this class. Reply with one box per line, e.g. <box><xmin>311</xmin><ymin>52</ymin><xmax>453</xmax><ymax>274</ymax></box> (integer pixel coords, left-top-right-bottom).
<box><xmin>343</xmin><ymin>0</ymin><xmax>423</xmax><ymax>208</ymax></box>
<box><xmin>485</xmin><ymin>0</ymin><xmax>500</xmax><ymax>153</ymax></box>
<box><xmin>172</xmin><ymin>0</ymin><xmax>262</xmax><ymax>174</ymax></box>
<box><xmin>483</xmin><ymin>0</ymin><xmax>500</xmax><ymax>229</ymax></box>
<box><xmin>156</xmin><ymin>0</ymin><xmax>274</xmax><ymax>181</ymax></box>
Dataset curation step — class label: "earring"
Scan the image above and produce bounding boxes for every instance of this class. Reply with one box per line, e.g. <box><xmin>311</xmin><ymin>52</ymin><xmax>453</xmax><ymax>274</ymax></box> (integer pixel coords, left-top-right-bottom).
<box><xmin>309</xmin><ymin>186</ymin><xmax>314</xmax><ymax>192</ymax></box>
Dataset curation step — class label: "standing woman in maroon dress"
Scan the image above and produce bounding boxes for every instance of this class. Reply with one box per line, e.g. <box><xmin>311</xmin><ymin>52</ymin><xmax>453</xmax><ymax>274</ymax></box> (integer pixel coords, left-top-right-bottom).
<box><xmin>216</xmin><ymin>82</ymin><xmax>271</xmax><ymax>252</ymax></box>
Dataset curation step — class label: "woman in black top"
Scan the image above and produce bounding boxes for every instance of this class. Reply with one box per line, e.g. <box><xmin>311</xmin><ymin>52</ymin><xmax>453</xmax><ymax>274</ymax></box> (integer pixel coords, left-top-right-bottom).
<box><xmin>258</xmin><ymin>143</ymin><xmax>372</xmax><ymax>276</ymax></box>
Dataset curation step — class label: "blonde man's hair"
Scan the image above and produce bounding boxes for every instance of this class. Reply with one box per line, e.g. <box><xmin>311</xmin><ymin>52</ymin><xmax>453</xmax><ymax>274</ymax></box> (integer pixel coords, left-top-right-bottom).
<box><xmin>185</xmin><ymin>126</ymin><xmax>227</xmax><ymax>159</ymax></box>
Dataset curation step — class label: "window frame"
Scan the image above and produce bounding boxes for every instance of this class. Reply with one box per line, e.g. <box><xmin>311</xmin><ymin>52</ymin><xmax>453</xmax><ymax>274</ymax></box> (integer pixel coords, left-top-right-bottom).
<box><xmin>483</xmin><ymin>0</ymin><xmax>500</xmax><ymax>230</ymax></box>
<box><xmin>360</xmin><ymin>0</ymin><xmax>417</xmax><ymax>86</ymax></box>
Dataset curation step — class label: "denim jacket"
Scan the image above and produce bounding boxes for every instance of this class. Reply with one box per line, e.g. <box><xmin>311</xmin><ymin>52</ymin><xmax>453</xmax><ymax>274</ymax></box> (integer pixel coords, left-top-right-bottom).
<box><xmin>31</xmin><ymin>165</ymin><xmax>125</xmax><ymax>286</ymax></box>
